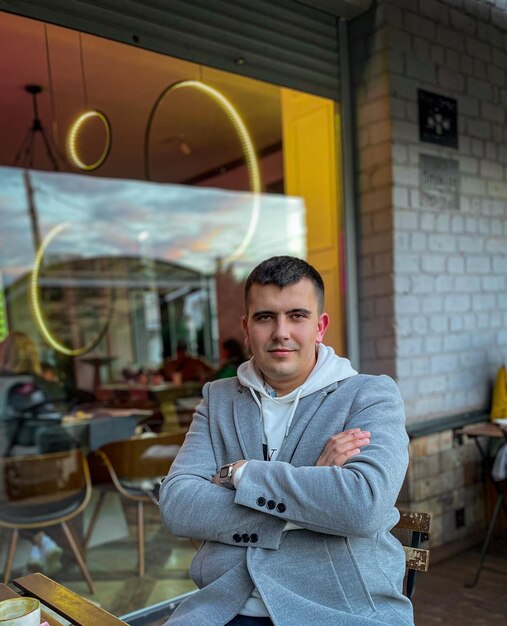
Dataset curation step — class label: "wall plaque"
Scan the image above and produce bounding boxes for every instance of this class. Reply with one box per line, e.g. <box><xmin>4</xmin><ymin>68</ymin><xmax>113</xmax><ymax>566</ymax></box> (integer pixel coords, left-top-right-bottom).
<box><xmin>418</xmin><ymin>89</ymin><xmax>458</xmax><ymax>148</ymax></box>
<box><xmin>420</xmin><ymin>154</ymin><xmax>460</xmax><ymax>210</ymax></box>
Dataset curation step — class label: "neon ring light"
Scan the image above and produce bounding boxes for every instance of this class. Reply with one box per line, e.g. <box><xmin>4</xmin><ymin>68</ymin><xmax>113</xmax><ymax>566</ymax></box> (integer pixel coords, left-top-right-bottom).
<box><xmin>66</xmin><ymin>110</ymin><xmax>111</xmax><ymax>171</ymax></box>
<box><xmin>30</xmin><ymin>223</ymin><xmax>114</xmax><ymax>356</ymax></box>
<box><xmin>144</xmin><ymin>80</ymin><xmax>261</xmax><ymax>264</ymax></box>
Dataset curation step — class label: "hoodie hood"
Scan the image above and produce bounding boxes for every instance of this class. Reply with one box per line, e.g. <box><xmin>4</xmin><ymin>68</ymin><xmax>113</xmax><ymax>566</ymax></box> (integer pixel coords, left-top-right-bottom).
<box><xmin>237</xmin><ymin>342</ymin><xmax>357</xmax><ymax>399</ymax></box>
<box><xmin>237</xmin><ymin>343</ymin><xmax>357</xmax><ymax>439</ymax></box>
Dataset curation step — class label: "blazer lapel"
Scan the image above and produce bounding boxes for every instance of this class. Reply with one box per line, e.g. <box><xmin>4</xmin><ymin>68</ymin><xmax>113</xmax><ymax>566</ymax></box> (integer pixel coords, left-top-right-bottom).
<box><xmin>276</xmin><ymin>383</ymin><xmax>338</xmax><ymax>463</ymax></box>
<box><xmin>232</xmin><ymin>389</ymin><xmax>265</xmax><ymax>461</ymax></box>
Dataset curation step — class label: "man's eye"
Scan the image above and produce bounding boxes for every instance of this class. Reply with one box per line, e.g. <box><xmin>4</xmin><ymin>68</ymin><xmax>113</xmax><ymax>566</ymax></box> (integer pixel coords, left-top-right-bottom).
<box><xmin>257</xmin><ymin>314</ymin><xmax>271</xmax><ymax>321</ymax></box>
<box><xmin>291</xmin><ymin>314</ymin><xmax>304</xmax><ymax>320</ymax></box>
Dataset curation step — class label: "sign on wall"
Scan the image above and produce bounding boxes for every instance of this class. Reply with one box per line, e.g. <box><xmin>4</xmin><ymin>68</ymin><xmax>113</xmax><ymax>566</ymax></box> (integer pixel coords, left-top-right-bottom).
<box><xmin>420</xmin><ymin>154</ymin><xmax>460</xmax><ymax>211</ymax></box>
<box><xmin>418</xmin><ymin>89</ymin><xmax>458</xmax><ymax>149</ymax></box>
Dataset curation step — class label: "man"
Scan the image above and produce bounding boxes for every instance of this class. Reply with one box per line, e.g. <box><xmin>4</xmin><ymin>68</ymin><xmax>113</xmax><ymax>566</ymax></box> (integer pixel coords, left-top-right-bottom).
<box><xmin>159</xmin><ymin>256</ymin><xmax>413</xmax><ymax>626</ymax></box>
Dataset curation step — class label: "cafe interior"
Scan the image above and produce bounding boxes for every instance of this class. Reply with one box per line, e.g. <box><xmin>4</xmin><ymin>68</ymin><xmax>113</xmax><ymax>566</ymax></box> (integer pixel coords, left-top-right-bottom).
<box><xmin>0</xmin><ymin>10</ymin><xmax>341</xmax><ymax>622</ymax></box>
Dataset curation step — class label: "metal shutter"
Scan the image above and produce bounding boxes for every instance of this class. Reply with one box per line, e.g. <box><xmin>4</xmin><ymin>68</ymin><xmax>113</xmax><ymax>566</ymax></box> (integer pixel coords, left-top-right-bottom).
<box><xmin>0</xmin><ymin>0</ymin><xmax>341</xmax><ymax>99</ymax></box>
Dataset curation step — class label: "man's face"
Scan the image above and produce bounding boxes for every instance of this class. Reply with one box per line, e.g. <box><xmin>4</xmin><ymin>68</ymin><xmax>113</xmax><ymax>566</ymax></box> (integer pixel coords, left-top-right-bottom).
<box><xmin>242</xmin><ymin>278</ymin><xmax>329</xmax><ymax>395</ymax></box>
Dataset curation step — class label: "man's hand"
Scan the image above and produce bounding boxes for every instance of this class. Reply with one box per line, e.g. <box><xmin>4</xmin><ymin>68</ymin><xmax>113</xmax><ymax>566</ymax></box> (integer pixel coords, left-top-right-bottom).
<box><xmin>316</xmin><ymin>428</ymin><xmax>370</xmax><ymax>467</ymax></box>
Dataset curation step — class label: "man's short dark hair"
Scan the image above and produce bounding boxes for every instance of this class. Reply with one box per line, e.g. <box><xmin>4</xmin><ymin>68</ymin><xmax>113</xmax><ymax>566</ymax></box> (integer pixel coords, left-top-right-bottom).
<box><xmin>244</xmin><ymin>256</ymin><xmax>325</xmax><ymax>313</ymax></box>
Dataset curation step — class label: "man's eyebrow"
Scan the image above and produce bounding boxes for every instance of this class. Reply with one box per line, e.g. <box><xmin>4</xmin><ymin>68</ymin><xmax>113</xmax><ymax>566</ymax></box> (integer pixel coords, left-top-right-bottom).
<box><xmin>251</xmin><ymin>308</ymin><xmax>312</xmax><ymax>319</ymax></box>
<box><xmin>251</xmin><ymin>310</ymin><xmax>275</xmax><ymax>319</ymax></box>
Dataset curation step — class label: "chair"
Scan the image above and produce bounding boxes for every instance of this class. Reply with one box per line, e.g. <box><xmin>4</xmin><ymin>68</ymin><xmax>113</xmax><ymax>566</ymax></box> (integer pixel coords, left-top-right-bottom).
<box><xmin>87</xmin><ymin>430</ymin><xmax>186</xmax><ymax>576</ymax></box>
<box><xmin>394</xmin><ymin>510</ymin><xmax>431</xmax><ymax>599</ymax></box>
<box><xmin>0</xmin><ymin>448</ymin><xmax>95</xmax><ymax>593</ymax></box>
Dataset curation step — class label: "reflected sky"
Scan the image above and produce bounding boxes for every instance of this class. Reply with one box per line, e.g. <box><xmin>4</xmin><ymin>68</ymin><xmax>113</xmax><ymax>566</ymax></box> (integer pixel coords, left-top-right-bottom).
<box><xmin>0</xmin><ymin>166</ymin><xmax>306</xmax><ymax>285</ymax></box>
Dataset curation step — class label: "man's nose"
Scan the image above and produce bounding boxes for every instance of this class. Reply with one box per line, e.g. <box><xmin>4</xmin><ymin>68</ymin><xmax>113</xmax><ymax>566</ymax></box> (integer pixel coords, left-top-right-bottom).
<box><xmin>272</xmin><ymin>317</ymin><xmax>290</xmax><ymax>341</ymax></box>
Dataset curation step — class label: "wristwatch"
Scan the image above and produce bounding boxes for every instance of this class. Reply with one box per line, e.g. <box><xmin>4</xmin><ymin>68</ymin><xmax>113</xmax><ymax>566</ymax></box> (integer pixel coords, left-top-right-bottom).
<box><xmin>219</xmin><ymin>462</ymin><xmax>238</xmax><ymax>490</ymax></box>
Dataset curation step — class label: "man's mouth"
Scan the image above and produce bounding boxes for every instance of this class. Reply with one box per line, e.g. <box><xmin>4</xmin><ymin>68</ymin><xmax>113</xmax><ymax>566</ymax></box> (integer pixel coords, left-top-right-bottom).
<box><xmin>268</xmin><ymin>347</ymin><xmax>296</xmax><ymax>355</ymax></box>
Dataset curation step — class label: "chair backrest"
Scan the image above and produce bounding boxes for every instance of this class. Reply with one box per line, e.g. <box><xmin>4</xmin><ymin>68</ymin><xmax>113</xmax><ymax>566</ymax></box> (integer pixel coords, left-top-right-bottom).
<box><xmin>0</xmin><ymin>448</ymin><xmax>92</xmax><ymax>529</ymax></box>
<box><xmin>394</xmin><ymin>510</ymin><xmax>431</xmax><ymax>599</ymax></box>
<box><xmin>97</xmin><ymin>430</ymin><xmax>186</xmax><ymax>483</ymax></box>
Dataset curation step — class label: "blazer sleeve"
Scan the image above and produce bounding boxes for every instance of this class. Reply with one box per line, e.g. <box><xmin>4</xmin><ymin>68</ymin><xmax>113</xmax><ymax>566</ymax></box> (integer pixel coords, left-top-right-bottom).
<box><xmin>233</xmin><ymin>375</ymin><xmax>409</xmax><ymax>538</ymax></box>
<box><xmin>159</xmin><ymin>383</ymin><xmax>287</xmax><ymax>549</ymax></box>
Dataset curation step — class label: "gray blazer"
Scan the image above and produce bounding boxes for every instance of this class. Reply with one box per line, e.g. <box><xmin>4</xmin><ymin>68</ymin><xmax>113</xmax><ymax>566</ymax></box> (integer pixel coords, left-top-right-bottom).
<box><xmin>159</xmin><ymin>374</ymin><xmax>414</xmax><ymax>626</ymax></box>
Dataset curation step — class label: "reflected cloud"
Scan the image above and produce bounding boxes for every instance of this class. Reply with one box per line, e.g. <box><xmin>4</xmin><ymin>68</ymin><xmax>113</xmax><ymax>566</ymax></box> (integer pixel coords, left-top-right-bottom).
<box><xmin>0</xmin><ymin>166</ymin><xmax>306</xmax><ymax>285</ymax></box>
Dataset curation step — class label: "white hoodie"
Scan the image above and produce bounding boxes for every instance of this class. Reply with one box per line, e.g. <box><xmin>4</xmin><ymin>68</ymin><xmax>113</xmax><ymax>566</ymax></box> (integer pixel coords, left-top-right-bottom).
<box><xmin>233</xmin><ymin>343</ymin><xmax>357</xmax><ymax>617</ymax></box>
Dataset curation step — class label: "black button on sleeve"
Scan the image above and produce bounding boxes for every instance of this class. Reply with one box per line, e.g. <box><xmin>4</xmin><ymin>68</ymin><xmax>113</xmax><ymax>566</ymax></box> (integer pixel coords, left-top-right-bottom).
<box><xmin>250</xmin><ymin>533</ymin><xmax>258</xmax><ymax>543</ymax></box>
<box><xmin>233</xmin><ymin>533</ymin><xmax>241</xmax><ymax>543</ymax></box>
<box><xmin>242</xmin><ymin>533</ymin><xmax>250</xmax><ymax>543</ymax></box>
<box><xmin>276</xmin><ymin>503</ymin><xmax>286</xmax><ymax>513</ymax></box>
<box><xmin>256</xmin><ymin>497</ymin><xmax>266</xmax><ymax>507</ymax></box>
<box><xmin>266</xmin><ymin>500</ymin><xmax>276</xmax><ymax>510</ymax></box>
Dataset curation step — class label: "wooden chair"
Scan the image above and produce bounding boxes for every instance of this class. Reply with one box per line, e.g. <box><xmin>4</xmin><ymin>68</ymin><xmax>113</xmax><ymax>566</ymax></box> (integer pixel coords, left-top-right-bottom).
<box><xmin>394</xmin><ymin>510</ymin><xmax>431</xmax><ymax>599</ymax></box>
<box><xmin>86</xmin><ymin>430</ymin><xmax>186</xmax><ymax>576</ymax></box>
<box><xmin>0</xmin><ymin>448</ymin><xmax>95</xmax><ymax>593</ymax></box>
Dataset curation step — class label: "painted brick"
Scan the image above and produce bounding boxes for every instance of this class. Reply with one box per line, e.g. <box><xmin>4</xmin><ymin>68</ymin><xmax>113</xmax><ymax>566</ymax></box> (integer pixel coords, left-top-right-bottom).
<box><xmin>430</xmin><ymin>314</ymin><xmax>449</xmax><ymax>333</ymax></box>
<box><xmin>455</xmin><ymin>275</ymin><xmax>481</xmax><ymax>292</ymax></box>
<box><xmin>480</xmin><ymin>159</ymin><xmax>504</xmax><ymax>179</ymax></box>
<box><xmin>449</xmin><ymin>8</ymin><xmax>476</xmax><ymax>34</ymax></box>
<box><xmin>428</xmin><ymin>234</ymin><xmax>457</xmax><ymax>253</ymax></box>
<box><xmin>436</xmin><ymin>24</ymin><xmax>465</xmax><ymax>51</ymax></box>
<box><xmin>487</xmin><ymin>180</ymin><xmax>507</xmax><ymax>198</ymax></box>
<box><xmin>466</xmin><ymin>37</ymin><xmax>492</xmax><ymax>62</ymax></box>
<box><xmin>482</xmin><ymin>275</ymin><xmax>506</xmax><ymax>291</ymax></box>
<box><xmin>437</xmin><ymin>66</ymin><xmax>465</xmax><ymax>92</ymax></box>
<box><xmin>472</xmin><ymin>293</ymin><xmax>496</xmax><ymax>311</ymax></box>
<box><xmin>435</xmin><ymin>275</ymin><xmax>454</xmax><ymax>292</ymax></box>
<box><xmin>457</xmin><ymin>236</ymin><xmax>484</xmax><ymax>253</ymax></box>
<box><xmin>466</xmin><ymin>256</ymin><xmax>491</xmax><ymax>273</ymax></box>
<box><xmin>485</xmin><ymin>141</ymin><xmax>497</xmax><ymax>161</ymax></box>
<box><xmin>467</xmin><ymin>77</ymin><xmax>493</xmax><ymax>100</ymax></box>
<box><xmin>411</xmin><ymin>232</ymin><xmax>427</xmax><ymax>251</ymax></box>
<box><xmin>421</xmin><ymin>295</ymin><xmax>444</xmax><ymax>313</ymax></box>
<box><xmin>421</xmin><ymin>254</ymin><xmax>446</xmax><ymax>273</ymax></box>
<box><xmin>444</xmin><ymin>294</ymin><xmax>471</xmax><ymax>312</ymax></box>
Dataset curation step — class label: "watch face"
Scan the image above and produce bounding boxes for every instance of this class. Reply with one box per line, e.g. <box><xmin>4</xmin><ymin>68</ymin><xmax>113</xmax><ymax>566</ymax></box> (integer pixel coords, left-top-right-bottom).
<box><xmin>219</xmin><ymin>465</ymin><xmax>230</xmax><ymax>479</ymax></box>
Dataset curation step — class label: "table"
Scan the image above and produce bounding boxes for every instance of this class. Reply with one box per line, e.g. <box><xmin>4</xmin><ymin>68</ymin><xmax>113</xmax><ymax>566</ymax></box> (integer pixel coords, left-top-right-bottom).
<box><xmin>458</xmin><ymin>421</ymin><xmax>507</xmax><ymax>587</ymax></box>
<box><xmin>98</xmin><ymin>382</ymin><xmax>202</xmax><ymax>430</ymax></box>
<box><xmin>0</xmin><ymin>581</ymin><xmax>60</xmax><ymax>626</ymax></box>
<box><xmin>61</xmin><ymin>408</ymin><xmax>153</xmax><ymax>451</ymax></box>
<box><xmin>9</xmin><ymin>573</ymin><xmax>128</xmax><ymax>625</ymax></box>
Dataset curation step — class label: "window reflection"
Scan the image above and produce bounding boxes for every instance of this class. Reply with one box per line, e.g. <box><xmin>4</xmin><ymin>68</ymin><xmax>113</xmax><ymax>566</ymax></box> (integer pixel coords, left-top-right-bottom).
<box><xmin>0</xmin><ymin>10</ymin><xmax>335</xmax><ymax>619</ymax></box>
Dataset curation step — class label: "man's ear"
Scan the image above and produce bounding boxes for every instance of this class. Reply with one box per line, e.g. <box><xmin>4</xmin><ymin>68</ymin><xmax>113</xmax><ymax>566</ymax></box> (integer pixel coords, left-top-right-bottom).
<box><xmin>316</xmin><ymin>312</ymin><xmax>329</xmax><ymax>343</ymax></box>
<box><xmin>242</xmin><ymin>316</ymin><xmax>250</xmax><ymax>348</ymax></box>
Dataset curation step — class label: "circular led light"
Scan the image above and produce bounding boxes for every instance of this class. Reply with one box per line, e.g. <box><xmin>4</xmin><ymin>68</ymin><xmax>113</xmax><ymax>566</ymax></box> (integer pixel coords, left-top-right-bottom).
<box><xmin>30</xmin><ymin>223</ymin><xmax>114</xmax><ymax>356</ymax></box>
<box><xmin>66</xmin><ymin>110</ymin><xmax>111</xmax><ymax>171</ymax></box>
<box><xmin>145</xmin><ymin>80</ymin><xmax>261</xmax><ymax>264</ymax></box>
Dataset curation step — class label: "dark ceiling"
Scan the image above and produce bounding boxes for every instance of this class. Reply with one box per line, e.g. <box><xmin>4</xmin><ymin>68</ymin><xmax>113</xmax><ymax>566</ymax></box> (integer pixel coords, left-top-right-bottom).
<box><xmin>0</xmin><ymin>11</ymin><xmax>282</xmax><ymax>187</ymax></box>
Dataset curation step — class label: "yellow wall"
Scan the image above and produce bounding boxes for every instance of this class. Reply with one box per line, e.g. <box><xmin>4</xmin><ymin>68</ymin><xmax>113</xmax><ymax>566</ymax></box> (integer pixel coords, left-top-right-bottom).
<box><xmin>281</xmin><ymin>89</ymin><xmax>345</xmax><ymax>355</ymax></box>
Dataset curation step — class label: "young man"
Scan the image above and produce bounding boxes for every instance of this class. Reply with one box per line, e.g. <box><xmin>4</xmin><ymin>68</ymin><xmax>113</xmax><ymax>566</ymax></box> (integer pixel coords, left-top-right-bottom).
<box><xmin>159</xmin><ymin>256</ymin><xmax>413</xmax><ymax>626</ymax></box>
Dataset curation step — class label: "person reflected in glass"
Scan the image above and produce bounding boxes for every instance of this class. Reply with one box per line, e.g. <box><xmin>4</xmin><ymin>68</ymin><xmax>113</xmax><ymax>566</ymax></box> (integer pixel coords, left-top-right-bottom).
<box><xmin>210</xmin><ymin>338</ymin><xmax>247</xmax><ymax>381</ymax></box>
<box><xmin>0</xmin><ymin>331</ymin><xmax>64</xmax><ymax>574</ymax></box>
<box><xmin>159</xmin><ymin>339</ymin><xmax>213</xmax><ymax>384</ymax></box>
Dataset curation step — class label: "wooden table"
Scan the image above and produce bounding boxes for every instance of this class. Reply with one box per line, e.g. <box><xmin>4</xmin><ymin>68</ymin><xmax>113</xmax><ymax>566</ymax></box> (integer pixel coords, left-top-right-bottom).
<box><xmin>10</xmin><ymin>573</ymin><xmax>128</xmax><ymax>626</ymax></box>
<box><xmin>0</xmin><ymin>581</ymin><xmax>61</xmax><ymax>626</ymax></box>
<box><xmin>458</xmin><ymin>421</ymin><xmax>507</xmax><ymax>587</ymax></box>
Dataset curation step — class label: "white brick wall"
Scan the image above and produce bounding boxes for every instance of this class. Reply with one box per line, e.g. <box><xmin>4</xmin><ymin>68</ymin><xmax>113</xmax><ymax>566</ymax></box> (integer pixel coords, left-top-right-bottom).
<box><xmin>352</xmin><ymin>0</ymin><xmax>507</xmax><ymax>423</ymax></box>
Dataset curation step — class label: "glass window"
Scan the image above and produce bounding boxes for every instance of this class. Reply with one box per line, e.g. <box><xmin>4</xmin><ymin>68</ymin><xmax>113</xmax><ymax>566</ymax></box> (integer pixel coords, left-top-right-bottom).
<box><xmin>0</xmin><ymin>10</ymin><xmax>340</xmax><ymax>618</ymax></box>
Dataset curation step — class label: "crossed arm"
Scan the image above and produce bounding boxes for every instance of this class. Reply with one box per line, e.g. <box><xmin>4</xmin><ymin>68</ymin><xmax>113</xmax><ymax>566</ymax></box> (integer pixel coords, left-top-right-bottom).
<box><xmin>159</xmin><ymin>376</ymin><xmax>408</xmax><ymax>546</ymax></box>
<box><xmin>210</xmin><ymin>428</ymin><xmax>371</xmax><ymax>487</ymax></box>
